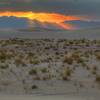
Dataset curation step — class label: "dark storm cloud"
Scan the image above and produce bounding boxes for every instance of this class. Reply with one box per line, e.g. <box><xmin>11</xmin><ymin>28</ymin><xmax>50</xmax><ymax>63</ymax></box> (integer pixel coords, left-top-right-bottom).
<box><xmin>0</xmin><ymin>0</ymin><xmax>100</xmax><ymax>17</ymax></box>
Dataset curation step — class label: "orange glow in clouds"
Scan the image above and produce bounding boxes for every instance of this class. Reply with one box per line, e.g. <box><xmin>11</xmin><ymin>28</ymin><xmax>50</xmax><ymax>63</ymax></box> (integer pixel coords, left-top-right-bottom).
<box><xmin>0</xmin><ymin>11</ymin><xmax>85</xmax><ymax>30</ymax></box>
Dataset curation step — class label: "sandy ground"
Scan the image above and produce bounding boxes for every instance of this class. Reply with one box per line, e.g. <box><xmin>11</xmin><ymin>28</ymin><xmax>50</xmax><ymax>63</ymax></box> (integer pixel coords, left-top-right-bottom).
<box><xmin>0</xmin><ymin>94</ymin><xmax>96</xmax><ymax>100</ymax></box>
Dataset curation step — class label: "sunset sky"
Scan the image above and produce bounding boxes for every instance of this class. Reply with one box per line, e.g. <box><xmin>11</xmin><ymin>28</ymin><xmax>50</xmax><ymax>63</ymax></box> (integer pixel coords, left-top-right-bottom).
<box><xmin>0</xmin><ymin>0</ymin><xmax>100</xmax><ymax>30</ymax></box>
<box><xmin>0</xmin><ymin>0</ymin><xmax>100</xmax><ymax>16</ymax></box>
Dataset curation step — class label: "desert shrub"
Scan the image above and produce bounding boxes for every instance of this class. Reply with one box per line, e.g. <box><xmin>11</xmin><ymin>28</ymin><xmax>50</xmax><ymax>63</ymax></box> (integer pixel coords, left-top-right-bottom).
<box><xmin>86</xmin><ymin>66</ymin><xmax>90</xmax><ymax>70</ymax></box>
<box><xmin>0</xmin><ymin>53</ymin><xmax>7</xmax><ymax>62</ymax></box>
<box><xmin>93</xmin><ymin>66</ymin><xmax>97</xmax><ymax>71</ymax></box>
<box><xmin>62</xmin><ymin>76</ymin><xmax>69</xmax><ymax>81</ymax></box>
<box><xmin>73</xmin><ymin>54</ymin><xmax>84</xmax><ymax>64</ymax></box>
<box><xmin>95</xmin><ymin>53</ymin><xmax>100</xmax><ymax>60</ymax></box>
<box><xmin>15</xmin><ymin>58</ymin><xmax>25</xmax><ymax>66</ymax></box>
<box><xmin>84</xmin><ymin>52</ymin><xmax>90</xmax><ymax>58</ymax></box>
<box><xmin>77</xmin><ymin>58</ymin><xmax>84</xmax><ymax>63</ymax></box>
<box><xmin>41</xmin><ymin>68</ymin><xmax>48</xmax><ymax>73</ymax></box>
<box><xmin>29</xmin><ymin>69</ymin><xmax>37</xmax><ymax>75</ymax></box>
<box><xmin>72</xmin><ymin>53</ymin><xmax>80</xmax><ymax>60</ymax></box>
<box><xmin>62</xmin><ymin>68</ymin><xmax>72</xmax><ymax>81</ymax></box>
<box><xmin>91</xmin><ymin>66</ymin><xmax>98</xmax><ymax>75</ymax></box>
<box><xmin>0</xmin><ymin>64</ymin><xmax>9</xmax><ymax>69</ymax></box>
<box><xmin>33</xmin><ymin>76</ymin><xmax>41</xmax><ymax>80</ymax></box>
<box><xmin>29</xmin><ymin>59</ymin><xmax>40</xmax><ymax>65</ymax></box>
<box><xmin>32</xmin><ymin>85</ymin><xmax>38</xmax><ymax>89</ymax></box>
<box><xmin>63</xmin><ymin>56</ymin><xmax>73</xmax><ymax>65</ymax></box>
<box><xmin>81</xmin><ymin>63</ymin><xmax>87</xmax><ymax>68</ymax></box>
<box><xmin>64</xmin><ymin>68</ymin><xmax>72</xmax><ymax>76</ymax></box>
<box><xmin>42</xmin><ymin>74</ymin><xmax>51</xmax><ymax>80</ymax></box>
<box><xmin>28</xmin><ymin>52</ymin><xmax>34</xmax><ymax>57</ymax></box>
<box><xmin>92</xmin><ymin>70</ymin><xmax>97</xmax><ymax>75</ymax></box>
<box><xmin>95</xmin><ymin>75</ymin><xmax>100</xmax><ymax>83</ymax></box>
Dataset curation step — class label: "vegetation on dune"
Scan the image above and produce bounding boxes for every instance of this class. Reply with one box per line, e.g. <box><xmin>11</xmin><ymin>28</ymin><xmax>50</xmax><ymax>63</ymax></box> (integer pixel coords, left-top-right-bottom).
<box><xmin>63</xmin><ymin>56</ymin><xmax>73</xmax><ymax>65</ymax></box>
<box><xmin>29</xmin><ymin>59</ymin><xmax>40</xmax><ymax>65</ymax></box>
<box><xmin>15</xmin><ymin>58</ymin><xmax>23</xmax><ymax>66</ymax></box>
<box><xmin>29</xmin><ymin>69</ymin><xmax>37</xmax><ymax>75</ymax></box>
<box><xmin>41</xmin><ymin>68</ymin><xmax>48</xmax><ymax>73</ymax></box>
<box><xmin>0</xmin><ymin>64</ymin><xmax>9</xmax><ymax>69</ymax></box>
<box><xmin>0</xmin><ymin>38</ymin><xmax>100</xmax><ymax>93</ymax></box>
<box><xmin>32</xmin><ymin>85</ymin><xmax>38</xmax><ymax>89</ymax></box>
<box><xmin>95</xmin><ymin>75</ymin><xmax>100</xmax><ymax>83</ymax></box>
<box><xmin>61</xmin><ymin>67</ymin><xmax>72</xmax><ymax>81</ymax></box>
<box><xmin>95</xmin><ymin>53</ymin><xmax>100</xmax><ymax>60</ymax></box>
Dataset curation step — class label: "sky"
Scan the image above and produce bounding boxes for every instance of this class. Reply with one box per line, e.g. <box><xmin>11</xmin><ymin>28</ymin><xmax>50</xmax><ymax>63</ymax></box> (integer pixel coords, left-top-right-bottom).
<box><xmin>0</xmin><ymin>0</ymin><xmax>100</xmax><ymax>30</ymax></box>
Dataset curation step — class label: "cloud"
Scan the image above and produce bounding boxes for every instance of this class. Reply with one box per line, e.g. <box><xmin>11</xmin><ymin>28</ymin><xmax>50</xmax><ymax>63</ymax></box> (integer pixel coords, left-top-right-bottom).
<box><xmin>0</xmin><ymin>0</ymin><xmax>100</xmax><ymax>18</ymax></box>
